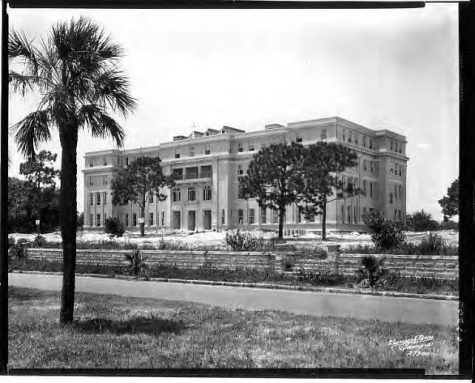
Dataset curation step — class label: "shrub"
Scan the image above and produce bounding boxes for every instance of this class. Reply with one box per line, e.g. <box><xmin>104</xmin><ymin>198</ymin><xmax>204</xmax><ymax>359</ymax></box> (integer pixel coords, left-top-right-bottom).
<box><xmin>406</xmin><ymin>210</ymin><xmax>438</xmax><ymax>232</ymax></box>
<box><xmin>356</xmin><ymin>255</ymin><xmax>389</xmax><ymax>288</ymax></box>
<box><xmin>225</xmin><ymin>229</ymin><xmax>264</xmax><ymax>251</ymax></box>
<box><xmin>363</xmin><ymin>212</ymin><xmax>405</xmax><ymax>250</ymax></box>
<box><xmin>8</xmin><ymin>236</ymin><xmax>16</xmax><ymax>248</ymax></box>
<box><xmin>124</xmin><ymin>250</ymin><xmax>148</xmax><ymax>277</ymax></box>
<box><xmin>104</xmin><ymin>217</ymin><xmax>125</xmax><ymax>238</ymax></box>
<box><xmin>418</xmin><ymin>232</ymin><xmax>445</xmax><ymax>254</ymax></box>
<box><xmin>32</xmin><ymin>235</ymin><xmax>47</xmax><ymax>247</ymax></box>
<box><xmin>8</xmin><ymin>238</ymin><xmax>30</xmax><ymax>259</ymax></box>
<box><xmin>438</xmin><ymin>220</ymin><xmax>458</xmax><ymax>231</ymax></box>
<box><xmin>297</xmin><ymin>269</ymin><xmax>350</xmax><ymax>287</ymax></box>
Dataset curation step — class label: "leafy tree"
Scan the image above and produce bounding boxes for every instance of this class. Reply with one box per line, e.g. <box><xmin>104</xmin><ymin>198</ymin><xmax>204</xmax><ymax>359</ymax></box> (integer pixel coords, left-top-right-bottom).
<box><xmin>406</xmin><ymin>210</ymin><xmax>438</xmax><ymax>232</ymax></box>
<box><xmin>238</xmin><ymin>142</ymin><xmax>304</xmax><ymax>239</ymax></box>
<box><xmin>438</xmin><ymin>178</ymin><xmax>459</xmax><ymax>221</ymax></box>
<box><xmin>112</xmin><ymin>156</ymin><xmax>173</xmax><ymax>237</ymax></box>
<box><xmin>8</xmin><ymin>176</ymin><xmax>60</xmax><ymax>233</ymax></box>
<box><xmin>363</xmin><ymin>212</ymin><xmax>406</xmax><ymax>250</ymax></box>
<box><xmin>19</xmin><ymin>150</ymin><xmax>60</xmax><ymax>231</ymax></box>
<box><xmin>19</xmin><ymin>150</ymin><xmax>59</xmax><ymax>190</ymax></box>
<box><xmin>296</xmin><ymin>142</ymin><xmax>359</xmax><ymax>240</ymax></box>
<box><xmin>9</xmin><ymin>17</ymin><xmax>136</xmax><ymax>324</ymax></box>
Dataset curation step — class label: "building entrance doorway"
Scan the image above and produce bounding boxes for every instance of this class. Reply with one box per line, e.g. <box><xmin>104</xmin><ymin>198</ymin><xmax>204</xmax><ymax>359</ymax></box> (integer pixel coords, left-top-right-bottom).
<box><xmin>172</xmin><ymin>211</ymin><xmax>181</xmax><ymax>230</ymax></box>
<box><xmin>188</xmin><ymin>210</ymin><xmax>196</xmax><ymax>231</ymax></box>
<box><xmin>203</xmin><ymin>210</ymin><xmax>212</xmax><ymax>230</ymax></box>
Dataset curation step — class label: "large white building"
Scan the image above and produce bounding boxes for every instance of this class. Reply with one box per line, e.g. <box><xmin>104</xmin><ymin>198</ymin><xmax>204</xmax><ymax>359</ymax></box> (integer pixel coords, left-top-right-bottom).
<box><xmin>83</xmin><ymin>116</ymin><xmax>408</xmax><ymax>233</ymax></box>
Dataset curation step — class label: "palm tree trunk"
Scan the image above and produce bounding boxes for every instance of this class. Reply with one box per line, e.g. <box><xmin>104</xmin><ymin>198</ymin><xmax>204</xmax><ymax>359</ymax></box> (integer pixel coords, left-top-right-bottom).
<box><xmin>59</xmin><ymin>126</ymin><xmax>78</xmax><ymax>324</ymax></box>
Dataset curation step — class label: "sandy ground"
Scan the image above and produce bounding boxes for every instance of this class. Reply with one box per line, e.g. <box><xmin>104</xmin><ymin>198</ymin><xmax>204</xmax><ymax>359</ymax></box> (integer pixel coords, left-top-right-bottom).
<box><xmin>10</xmin><ymin>228</ymin><xmax>459</xmax><ymax>250</ymax></box>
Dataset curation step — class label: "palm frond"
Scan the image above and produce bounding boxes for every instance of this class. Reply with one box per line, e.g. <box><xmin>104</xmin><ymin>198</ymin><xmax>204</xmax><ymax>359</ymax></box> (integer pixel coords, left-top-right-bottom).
<box><xmin>12</xmin><ymin>110</ymin><xmax>51</xmax><ymax>159</ymax></box>
<box><xmin>78</xmin><ymin>104</ymin><xmax>125</xmax><ymax>147</ymax></box>
<box><xmin>90</xmin><ymin>67</ymin><xmax>136</xmax><ymax>116</ymax></box>
<box><xmin>9</xmin><ymin>29</ymin><xmax>38</xmax><ymax>70</ymax></box>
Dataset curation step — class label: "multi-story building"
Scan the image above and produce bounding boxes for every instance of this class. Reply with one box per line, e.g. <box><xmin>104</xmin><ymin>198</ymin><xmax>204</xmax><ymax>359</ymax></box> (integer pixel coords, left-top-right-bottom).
<box><xmin>83</xmin><ymin>116</ymin><xmax>408</xmax><ymax>233</ymax></box>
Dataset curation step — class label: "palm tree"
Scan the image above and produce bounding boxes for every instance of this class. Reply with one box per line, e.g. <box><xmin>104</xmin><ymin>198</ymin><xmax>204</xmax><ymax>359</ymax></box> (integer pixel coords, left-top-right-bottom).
<box><xmin>9</xmin><ymin>17</ymin><xmax>136</xmax><ymax>324</ymax></box>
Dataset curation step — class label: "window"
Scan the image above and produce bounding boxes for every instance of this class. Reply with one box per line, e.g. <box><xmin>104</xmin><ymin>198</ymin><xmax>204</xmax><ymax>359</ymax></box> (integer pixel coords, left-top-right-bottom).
<box><xmin>202</xmin><ymin>186</ymin><xmax>212</xmax><ymax>201</ymax></box>
<box><xmin>249</xmin><ymin>209</ymin><xmax>255</xmax><ymax>224</ymax></box>
<box><xmin>347</xmin><ymin>206</ymin><xmax>351</xmax><ymax>223</ymax></box>
<box><xmin>237</xmin><ymin>165</ymin><xmax>244</xmax><ymax>176</ymax></box>
<box><xmin>296</xmin><ymin>137</ymin><xmax>302</xmax><ymax>143</ymax></box>
<box><xmin>394</xmin><ymin>209</ymin><xmax>397</xmax><ymax>219</ymax></box>
<box><xmin>355</xmin><ymin>135</ymin><xmax>359</xmax><ymax>145</ymax></box>
<box><xmin>342</xmin><ymin>130</ymin><xmax>346</xmax><ymax>141</ymax></box>
<box><xmin>390</xmin><ymin>167</ymin><xmax>394</xmax><ymax>175</ymax></box>
<box><xmin>363</xmin><ymin>160</ymin><xmax>367</xmax><ymax>172</ymax></box>
<box><xmin>103</xmin><ymin>176</ymin><xmax>107</xmax><ymax>185</ymax></box>
<box><xmin>172</xmin><ymin>188</ymin><xmax>181</xmax><ymax>202</ymax></box>
<box><xmin>363</xmin><ymin>136</ymin><xmax>367</xmax><ymax>148</ymax></box>
<box><xmin>348</xmin><ymin>131</ymin><xmax>352</xmax><ymax>143</ymax></box>
<box><xmin>189</xmin><ymin>146</ymin><xmax>195</xmax><ymax>157</ymax></box>
<box><xmin>148</xmin><ymin>193</ymin><xmax>154</xmax><ymax>204</ymax></box>
<box><xmin>399</xmin><ymin>185</ymin><xmax>402</xmax><ymax>199</ymax></box>
<box><xmin>89</xmin><ymin>177</ymin><xmax>94</xmax><ymax>186</ymax></box>
<box><xmin>221</xmin><ymin>209</ymin><xmax>225</xmax><ymax>224</ymax></box>
<box><xmin>249</xmin><ymin>142</ymin><xmax>255</xmax><ymax>151</ymax></box>
<box><xmin>354</xmin><ymin>206</ymin><xmax>357</xmax><ymax>224</ymax></box>
<box><xmin>200</xmin><ymin>165</ymin><xmax>212</xmax><ymax>178</ymax></box>
<box><xmin>185</xmin><ymin>167</ymin><xmax>198</xmax><ymax>179</ymax></box>
<box><xmin>370</xmin><ymin>182</ymin><xmax>373</xmax><ymax>198</ymax></box>
<box><xmin>161</xmin><ymin>211</ymin><xmax>165</xmax><ymax>226</ymax></box>
<box><xmin>238</xmin><ymin>209</ymin><xmax>244</xmax><ymax>224</ymax></box>
<box><xmin>369</xmin><ymin>139</ymin><xmax>373</xmax><ymax>149</ymax></box>
<box><xmin>149</xmin><ymin>213</ymin><xmax>154</xmax><ymax>226</ymax></box>
<box><xmin>89</xmin><ymin>214</ymin><xmax>93</xmax><ymax>226</ymax></box>
<box><xmin>96</xmin><ymin>213</ymin><xmax>101</xmax><ymax>227</ymax></box>
<box><xmin>341</xmin><ymin>205</ymin><xmax>345</xmax><ymax>223</ymax></box>
<box><xmin>399</xmin><ymin>144</ymin><xmax>403</xmax><ymax>154</ymax></box>
<box><xmin>363</xmin><ymin>180</ymin><xmax>367</xmax><ymax>195</ymax></box>
<box><xmin>394</xmin><ymin>184</ymin><xmax>397</xmax><ymax>200</ymax></box>
<box><xmin>132</xmin><ymin>213</ymin><xmax>137</xmax><ymax>226</ymax></box>
<box><xmin>89</xmin><ymin>193</ymin><xmax>94</xmax><ymax>206</ymax></box>
<box><xmin>102</xmin><ymin>192</ymin><xmax>107</xmax><ymax>205</ymax></box>
<box><xmin>260</xmin><ymin>208</ymin><xmax>266</xmax><ymax>224</ymax></box>
<box><xmin>173</xmin><ymin>168</ymin><xmax>183</xmax><ymax>180</ymax></box>
<box><xmin>125</xmin><ymin>214</ymin><xmax>129</xmax><ymax>227</ymax></box>
<box><xmin>89</xmin><ymin>162</ymin><xmax>94</xmax><ymax>167</ymax></box>
<box><xmin>205</xmin><ymin>145</ymin><xmax>211</xmax><ymax>155</ymax></box>
<box><xmin>399</xmin><ymin>166</ymin><xmax>402</xmax><ymax>176</ymax></box>
<box><xmin>390</xmin><ymin>141</ymin><xmax>393</xmax><ymax>151</ymax></box>
<box><xmin>125</xmin><ymin>157</ymin><xmax>129</xmax><ymax>166</ymax></box>
<box><xmin>103</xmin><ymin>158</ymin><xmax>107</xmax><ymax>166</ymax></box>
<box><xmin>321</xmin><ymin>129</ymin><xmax>327</xmax><ymax>140</ymax></box>
<box><xmin>96</xmin><ymin>192</ymin><xmax>101</xmax><ymax>205</ymax></box>
<box><xmin>188</xmin><ymin>187</ymin><xmax>196</xmax><ymax>201</ymax></box>
<box><xmin>371</xmin><ymin>161</ymin><xmax>375</xmax><ymax>173</ymax></box>
<box><xmin>398</xmin><ymin>210</ymin><xmax>402</xmax><ymax>220</ymax></box>
<box><xmin>238</xmin><ymin>143</ymin><xmax>244</xmax><ymax>152</ymax></box>
<box><xmin>175</xmin><ymin>153</ymin><xmax>181</xmax><ymax>159</ymax></box>
<box><xmin>389</xmin><ymin>192</ymin><xmax>393</xmax><ymax>204</ymax></box>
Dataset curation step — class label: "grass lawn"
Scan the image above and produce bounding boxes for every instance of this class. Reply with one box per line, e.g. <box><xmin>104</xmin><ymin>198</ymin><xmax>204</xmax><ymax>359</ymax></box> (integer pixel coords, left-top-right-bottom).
<box><xmin>9</xmin><ymin>287</ymin><xmax>458</xmax><ymax>373</ymax></box>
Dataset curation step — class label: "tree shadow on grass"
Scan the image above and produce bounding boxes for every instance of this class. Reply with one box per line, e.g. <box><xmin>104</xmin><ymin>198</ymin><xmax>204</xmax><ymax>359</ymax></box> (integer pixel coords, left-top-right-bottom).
<box><xmin>74</xmin><ymin>316</ymin><xmax>186</xmax><ymax>336</ymax></box>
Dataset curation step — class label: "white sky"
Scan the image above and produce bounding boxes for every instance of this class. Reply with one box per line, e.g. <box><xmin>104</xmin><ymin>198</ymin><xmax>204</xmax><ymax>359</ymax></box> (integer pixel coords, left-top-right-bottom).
<box><xmin>8</xmin><ymin>5</ymin><xmax>459</xmax><ymax>220</ymax></box>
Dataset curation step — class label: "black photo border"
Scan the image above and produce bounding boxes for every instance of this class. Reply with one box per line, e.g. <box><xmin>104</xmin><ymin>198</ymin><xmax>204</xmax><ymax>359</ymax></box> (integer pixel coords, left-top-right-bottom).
<box><xmin>0</xmin><ymin>0</ymin><xmax>473</xmax><ymax>379</ymax></box>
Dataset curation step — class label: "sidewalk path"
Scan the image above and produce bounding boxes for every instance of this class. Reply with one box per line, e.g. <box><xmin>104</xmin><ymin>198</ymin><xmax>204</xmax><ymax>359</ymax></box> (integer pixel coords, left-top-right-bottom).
<box><xmin>9</xmin><ymin>273</ymin><xmax>458</xmax><ymax>326</ymax></box>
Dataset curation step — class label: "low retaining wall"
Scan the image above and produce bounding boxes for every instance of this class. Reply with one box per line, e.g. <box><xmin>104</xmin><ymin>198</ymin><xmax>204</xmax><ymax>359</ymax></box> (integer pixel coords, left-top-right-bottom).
<box><xmin>24</xmin><ymin>248</ymin><xmax>275</xmax><ymax>272</ymax></box>
<box><xmin>24</xmin><ymin>248</ymin><xmax>458</xmax><ymax>279</ymax></box>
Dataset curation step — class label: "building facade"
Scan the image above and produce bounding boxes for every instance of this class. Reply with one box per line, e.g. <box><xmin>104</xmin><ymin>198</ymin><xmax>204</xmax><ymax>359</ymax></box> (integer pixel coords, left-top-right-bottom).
<box><xmin>83</xmin><ymin>117</ymin><xmax>408</xmax><ymax>233</ymax></box>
